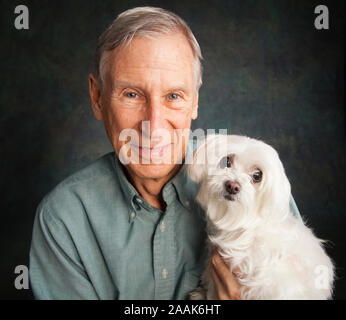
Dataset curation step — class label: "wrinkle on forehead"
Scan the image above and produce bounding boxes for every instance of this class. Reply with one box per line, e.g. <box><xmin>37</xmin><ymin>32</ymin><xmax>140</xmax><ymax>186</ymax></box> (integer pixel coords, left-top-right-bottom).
<box><xmin>104</xmin><ymin>32</ymin><xmax>196</xmax><ymax>90</ymax></box>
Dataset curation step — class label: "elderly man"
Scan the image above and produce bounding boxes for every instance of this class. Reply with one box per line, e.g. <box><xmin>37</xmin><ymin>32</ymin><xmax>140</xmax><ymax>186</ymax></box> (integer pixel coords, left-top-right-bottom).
<box><xmin>30</xmin><ymin>7</ymin><xmax>300</xmax><ymax>300</ymax></box>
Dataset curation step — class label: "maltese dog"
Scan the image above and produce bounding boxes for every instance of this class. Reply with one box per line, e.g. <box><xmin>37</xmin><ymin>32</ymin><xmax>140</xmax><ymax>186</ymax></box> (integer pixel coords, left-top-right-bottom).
<box><xmin>188</xmin><ymin>134</ymin><xmax>334</xmax><ymax>300</ymax></box>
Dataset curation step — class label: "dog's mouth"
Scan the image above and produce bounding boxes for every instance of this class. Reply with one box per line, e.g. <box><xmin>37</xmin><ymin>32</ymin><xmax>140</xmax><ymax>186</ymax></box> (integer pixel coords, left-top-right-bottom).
<box><xmin>224</xmin><ymin>194</ymin><xmax>236</xmax><ymax>201</ymax></box>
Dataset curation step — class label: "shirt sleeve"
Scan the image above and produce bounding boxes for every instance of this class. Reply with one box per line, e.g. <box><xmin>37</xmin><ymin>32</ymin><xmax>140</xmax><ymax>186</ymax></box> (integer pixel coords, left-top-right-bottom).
<box><xmin>289</xmin><ymin>195</ymin><xmax>303</xmax><ymax>222</ymax></box>
<box><xmin>29</xmin><ymin>201</ymin><xmax>99</xmax><ymax>300</ymax></box>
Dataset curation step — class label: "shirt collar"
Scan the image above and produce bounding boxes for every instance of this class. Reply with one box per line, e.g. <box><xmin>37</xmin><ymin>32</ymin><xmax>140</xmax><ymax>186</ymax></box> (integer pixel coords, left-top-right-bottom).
<box><xmin>113</xmin><ymin>155</ymin><xmax>142</xmax><ymax>213</ymax></box>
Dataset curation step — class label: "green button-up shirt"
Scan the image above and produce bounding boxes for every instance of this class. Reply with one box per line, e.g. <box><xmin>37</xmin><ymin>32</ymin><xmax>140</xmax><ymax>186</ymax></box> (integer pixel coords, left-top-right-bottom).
<box><xmin>29</xmin><ymin>151</ymin><xmax>208</xmax><ymax>299</ymax></box>
<box><xmin>29</xmin><ymin>149</ymin><xmax>302</xmax><ymax>300</ymax></box>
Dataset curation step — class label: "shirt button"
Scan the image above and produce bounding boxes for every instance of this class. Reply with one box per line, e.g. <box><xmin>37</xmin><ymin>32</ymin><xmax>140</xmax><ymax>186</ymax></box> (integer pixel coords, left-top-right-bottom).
<box><xmin>136</xmin><ymin>197</ymin><xmax>143</xmax><ymax>204</ymax></box>
<box><xmin>160</xmin><ymin>222</ymin><xmax>166</xmax><ymax>232</ymax></box>
<box><xmin>162</xmin><ymin>268</ymin><xmax>168</xmax><ymax>279</ymax></box>
<box><xmin>185</xmin><ymin>200</ymin><xmax>190</xmax><ymax>207</ymax></box>
<box><xmin>130</xmin><ymin>212</ymin><xmax>136</xmax><ymax>219</ymax></box>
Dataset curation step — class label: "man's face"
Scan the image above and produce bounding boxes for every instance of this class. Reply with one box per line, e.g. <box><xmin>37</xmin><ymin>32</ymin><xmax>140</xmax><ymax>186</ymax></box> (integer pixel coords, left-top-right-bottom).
<box><xmin>92</xmin><ymin>32</ymin><xmax>199</xmax><ymax>180</ymax></box>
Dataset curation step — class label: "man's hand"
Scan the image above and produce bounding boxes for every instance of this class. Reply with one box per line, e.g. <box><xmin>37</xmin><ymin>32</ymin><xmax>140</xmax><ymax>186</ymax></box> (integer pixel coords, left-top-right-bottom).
<box><xmin>210</xmin><ymin>251</ymin><xmax>242</xmax><ymax>300</ymax></box>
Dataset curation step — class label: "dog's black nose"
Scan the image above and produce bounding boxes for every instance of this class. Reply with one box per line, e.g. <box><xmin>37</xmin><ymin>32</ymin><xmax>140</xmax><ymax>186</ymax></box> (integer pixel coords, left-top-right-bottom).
<box><xmin>225</xmin><ymin>181</ymin><xmax>241</xmax><ymax>195</ymax></box>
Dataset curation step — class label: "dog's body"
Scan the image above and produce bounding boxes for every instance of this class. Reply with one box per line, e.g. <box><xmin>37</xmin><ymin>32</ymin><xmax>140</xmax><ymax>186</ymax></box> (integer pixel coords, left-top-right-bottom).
<box><xmin>189</xmin><ymin>134</ymin><xmax>334</xmax><ymax>300</ymax></box>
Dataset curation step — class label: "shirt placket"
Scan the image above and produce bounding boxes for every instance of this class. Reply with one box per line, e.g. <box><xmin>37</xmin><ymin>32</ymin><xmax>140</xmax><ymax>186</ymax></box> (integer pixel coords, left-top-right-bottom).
<box><xmin>153</xmin><ymin>186</ymin><xmax>177</xmax><ymax>300</ymax></box>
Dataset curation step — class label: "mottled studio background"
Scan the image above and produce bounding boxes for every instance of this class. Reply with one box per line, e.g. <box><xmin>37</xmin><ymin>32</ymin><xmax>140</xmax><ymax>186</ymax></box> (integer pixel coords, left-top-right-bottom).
<box><xmin>0</xmin><ymin>0</ymin><xmax>344</xmax><ymax>299</ymax></box>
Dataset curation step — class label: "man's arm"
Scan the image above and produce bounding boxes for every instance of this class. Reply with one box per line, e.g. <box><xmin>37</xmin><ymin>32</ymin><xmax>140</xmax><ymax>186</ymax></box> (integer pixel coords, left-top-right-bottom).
<box><xmin>29</xmin><ymin>202</ymin><xmax>99</xmax><ymax>299</ymax></box>
<box><xmin>210</xmin><ymin>251</ymin><xmax>241</xmax><ymax>300</ymax></box>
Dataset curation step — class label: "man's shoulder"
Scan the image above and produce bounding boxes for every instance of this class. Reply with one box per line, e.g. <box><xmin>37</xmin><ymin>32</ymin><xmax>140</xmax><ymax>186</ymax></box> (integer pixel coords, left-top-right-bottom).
<box><xmin>61</xmin><ymin>151</ymin><xmax>116</xmax><ymax>186</ymax></box>
<box><xmin>37</xmin><ymin>152</ymin><xmax>120</xmax><ymax>223</ymax></box>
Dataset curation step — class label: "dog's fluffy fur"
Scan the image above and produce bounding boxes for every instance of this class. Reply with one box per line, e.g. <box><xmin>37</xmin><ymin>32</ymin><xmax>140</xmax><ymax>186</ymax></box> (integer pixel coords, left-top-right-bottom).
<box><xmin>189</xmin><ymin>134</ymin><xmax>334</xmax><ymax>300</ymax></box>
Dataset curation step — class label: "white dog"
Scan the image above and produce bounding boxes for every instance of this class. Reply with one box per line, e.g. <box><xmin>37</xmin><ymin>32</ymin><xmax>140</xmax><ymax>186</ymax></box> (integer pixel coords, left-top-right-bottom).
<box><xmin>188</xmin><ymin>134</ymin><xmax>334</xmax><ymax>300</ymax></box>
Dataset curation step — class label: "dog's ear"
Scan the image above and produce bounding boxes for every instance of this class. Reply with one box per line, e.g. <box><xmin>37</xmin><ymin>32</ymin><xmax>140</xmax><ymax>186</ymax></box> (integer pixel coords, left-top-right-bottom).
<box><xmin>188</xmin><ymin>134</ymin><xmax>229</xmax><ymax>183</ymax></box>
<box><xmin>188</xmin><ymin>133</ymin><xmax>228</xmax><ymax>182</ymax></box>
<box><xmin>256</xmin><ymin>146</ymin><xmax>291</xmax><ymax>219</ymax></box>
<box><xmin>188</xmin><ymin>140</ymin><xmax>208</xmax><ymax>183</ymax></box>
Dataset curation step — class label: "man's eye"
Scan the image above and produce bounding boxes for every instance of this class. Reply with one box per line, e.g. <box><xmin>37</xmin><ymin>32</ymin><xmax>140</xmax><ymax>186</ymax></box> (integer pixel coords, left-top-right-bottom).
<box><xmin>220</xmin><ymin>156</ymin><xmax>231</xmax><ymax>169</ymax></box>
<box><xmin>168</xmin><ymin>93</ymin><xmax>180</xmax><ymax>100</ymax></box>
<box><xmin>125</xmin><ymin>92</ymin><xmax>138</xmax><ymax>98</ymax></box>
<box><xmin>252</xmin><ymin>170</ymin><xmax>263</xmax><ymax>183</ymax></box>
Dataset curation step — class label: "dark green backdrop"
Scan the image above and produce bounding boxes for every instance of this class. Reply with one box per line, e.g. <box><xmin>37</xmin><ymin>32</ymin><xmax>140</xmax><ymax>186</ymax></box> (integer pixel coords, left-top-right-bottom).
<box><xmin>1</xmin><ymin>0</ymin><xmax>344</xmax><ymax>299</ymax></box>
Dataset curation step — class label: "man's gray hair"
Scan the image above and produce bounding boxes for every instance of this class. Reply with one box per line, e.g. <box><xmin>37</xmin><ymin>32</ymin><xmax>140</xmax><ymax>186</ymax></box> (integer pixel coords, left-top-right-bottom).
<box><xmin>95</xmin><ymin>6</ymin><xmax>203</xmax><ymax>90</ymax></box>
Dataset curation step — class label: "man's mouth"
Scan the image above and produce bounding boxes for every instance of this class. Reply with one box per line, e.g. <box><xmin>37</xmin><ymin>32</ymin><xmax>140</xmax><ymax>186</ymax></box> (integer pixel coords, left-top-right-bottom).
<box><xmin>131</xmin><ymin>144</ymin><xmax>172</xmax><ymax>160</ymax></box>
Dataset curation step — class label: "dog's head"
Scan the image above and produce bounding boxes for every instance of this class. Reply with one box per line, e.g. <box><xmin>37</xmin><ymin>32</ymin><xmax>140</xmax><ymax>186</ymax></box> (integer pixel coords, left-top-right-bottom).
<box><xmin>188</xmin><ymin>134</ymin><xmax>291</xmax><ymax>227</ymax></box>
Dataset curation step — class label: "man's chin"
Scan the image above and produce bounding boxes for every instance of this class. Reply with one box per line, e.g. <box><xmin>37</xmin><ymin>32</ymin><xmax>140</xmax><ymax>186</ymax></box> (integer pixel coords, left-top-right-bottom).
<box><xmin>126</xmin><ymin>162</ymin><xmax>182</xmax><ymax>180</ymax></box>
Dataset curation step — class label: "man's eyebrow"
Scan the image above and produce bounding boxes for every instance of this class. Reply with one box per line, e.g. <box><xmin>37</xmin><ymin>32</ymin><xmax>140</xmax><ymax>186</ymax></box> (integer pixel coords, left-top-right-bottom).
<box><xmin>169</xmin><ymin>86</ymin><xmax>189</xmax><ymax>92</ymax></box>
<box><xmin>113</xmin><ymin>80</ymin><xmax>190</xmax><ymax>93</ymax></box>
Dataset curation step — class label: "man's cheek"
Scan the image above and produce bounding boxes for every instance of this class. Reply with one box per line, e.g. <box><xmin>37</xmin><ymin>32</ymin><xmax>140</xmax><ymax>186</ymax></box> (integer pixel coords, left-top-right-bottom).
<box><xmin>170</xmin><ymin>112</ymin><xmax>192</xmax><ymax>129</ymax></box>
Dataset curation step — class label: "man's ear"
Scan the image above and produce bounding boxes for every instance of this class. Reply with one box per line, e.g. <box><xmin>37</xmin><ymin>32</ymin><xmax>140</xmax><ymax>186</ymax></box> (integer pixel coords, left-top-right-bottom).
<box><xmin>89</xmin><ymin>73</ymin><xmax>103</xmax><ymax>121</ymax></box>
<box><xmin>191</xmin><ymin>91</ymin><xmax>199</xmax><ymax>120</ymax></box>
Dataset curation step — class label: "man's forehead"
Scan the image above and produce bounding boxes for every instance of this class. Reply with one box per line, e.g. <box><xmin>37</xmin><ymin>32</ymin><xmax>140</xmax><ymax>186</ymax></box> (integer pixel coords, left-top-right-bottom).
<box><xmin>109</xmin><ymin>34</ymin><xmax>194</xmax><ymax>72</ymax></box>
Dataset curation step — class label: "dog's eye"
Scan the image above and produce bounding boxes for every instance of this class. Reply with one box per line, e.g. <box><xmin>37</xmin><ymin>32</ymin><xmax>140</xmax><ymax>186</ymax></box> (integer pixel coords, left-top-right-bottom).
<box><xmin>252</xmin><ymin>170</ymin><xmax>263</xmax><ymax>183</ymax></box>
<box><xmin>220</xmin><ymin>156</ymin><xmax>231</xmax><ymax>169</ymax></box>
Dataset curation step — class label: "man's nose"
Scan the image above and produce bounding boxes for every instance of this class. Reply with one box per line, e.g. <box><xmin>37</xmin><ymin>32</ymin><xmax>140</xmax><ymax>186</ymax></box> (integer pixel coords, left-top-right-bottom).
<box><xmin>142</xmin><ymin>98</ymin><xmax>167</xmax><ymax>139</ymax></box>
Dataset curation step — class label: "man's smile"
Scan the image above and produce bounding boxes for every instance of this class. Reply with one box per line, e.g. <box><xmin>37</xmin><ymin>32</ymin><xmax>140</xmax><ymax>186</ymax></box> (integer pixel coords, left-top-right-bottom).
<box><xmin>131</xmin><ymin>143</ymin><xmax>172</xmax><ymax>160</ymax></box>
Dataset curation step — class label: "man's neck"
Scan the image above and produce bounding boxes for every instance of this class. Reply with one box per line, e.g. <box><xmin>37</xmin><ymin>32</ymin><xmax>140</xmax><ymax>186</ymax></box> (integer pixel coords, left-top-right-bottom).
<box><xmin>124</xmin><ymin>164</ymin><xmax>183</xmax><ymax>211</ymax></box>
